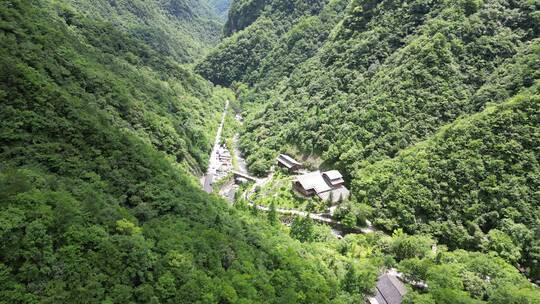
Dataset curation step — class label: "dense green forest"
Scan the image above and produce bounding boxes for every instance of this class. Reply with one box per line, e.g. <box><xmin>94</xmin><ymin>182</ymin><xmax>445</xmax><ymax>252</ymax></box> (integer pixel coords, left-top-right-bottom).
<box><xmin>0</xmin><ymin>0</ymin><xmax>368</xmax><ymax>302</ymax></box>
<box><xmin>1</xmin><ymin>0</ymin><xmax>539</xmax><ymax>303</ymax></box>
<box><xmin>355</xmin><ymin>89</ymin><xmax>540</xmax><ymax>277</ymax></box>
<box><xmin>197</xmin><ymin>0</ymin><xmax>347</xmax><ymax>86</ymax></box>
<box><xmin>198</xmin><ymin>0</ymin><xmax>540</xmax><ymax>296</ymax></box>
<box><xmin>201</xmin><ymin>0</ymin><xmax>539</xmax><ymax>174</ymax></box>
<box><xmin>65</xmin><ymin>0</ymin><xmax>226</xmax><ymax>63</ymax></box>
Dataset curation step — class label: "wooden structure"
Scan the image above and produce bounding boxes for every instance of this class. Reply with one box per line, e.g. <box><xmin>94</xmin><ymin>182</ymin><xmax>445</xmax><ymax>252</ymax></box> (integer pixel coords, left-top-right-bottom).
<box><xmin>293</xmin><ymin>171</ymin><xmax>330</xmax><ymax>196</ymax></box>
<box><xmin>322</xmin><ymin>170</ymin><xmax>345</xmax><ymax>186</ymax></box>
<box><xmin>293</xmin><ymin>170</ymin><xmax>350</xmax><ymax>203</ymax></box>
<box><xmin>232</xmin><ymin>170</ymin><xmax>257</xmax><ymax>183</ymax></box>
<box><xmin>277</xmin><ymin>154</ymin><xmax>302</xmax><ymax>172</ymax></box>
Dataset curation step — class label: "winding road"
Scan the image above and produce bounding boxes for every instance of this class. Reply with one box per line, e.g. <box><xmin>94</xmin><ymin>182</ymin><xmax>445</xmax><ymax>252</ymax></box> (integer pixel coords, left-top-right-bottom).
<box><xmin>250</xmin><ymin>202</ymin><xmax>376</xmax><ymax>235</ymax></box>
<box><xmin>203</xmin><ymin>100</ymin><xmax>229</xmax><ymax>193</ymax></box>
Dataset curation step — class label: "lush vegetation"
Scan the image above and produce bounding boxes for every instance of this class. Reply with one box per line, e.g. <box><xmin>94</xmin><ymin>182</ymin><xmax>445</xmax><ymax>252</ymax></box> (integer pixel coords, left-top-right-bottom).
<box><xmin>0</xmin><ymin>1</ymin><xmax>375</xmax><ymax>302</ymax></box>
<box><xmin>199</xmin><ymin>0</ymin><xmax>540</xmax><ymax>293</ymax></box>
<box><xmin>224</xmin><ymin>0</ymin><xmax>540</xmax><ymax>175</ymax></box>
<box><xmin>354</xmin><ymin>90</ymin><xmax>540</xmax><ymax>278</ymax></box>
<box><xmin>337</xmin><ymin>231</ymin><xmax>538</xmax><ymax>304</ymax></box>
<box><xmin>196</xmin><ymin>0</ymin><xmax>348</xmax><ymax>87</ymax></box>
<box><xmin>398</xmin><ymin>247</ymin><xmax>540</xmax><ymax>304</ymax></box>
<box><xmin>1</xmin><ymin>0</ymin><xmax>234</xmax><ymax>175</ymax></box>
<box><xmin>247</xmin><ymin>171</ymin><xmax>324</xmax><ymax>211</ymax></box>
<box><xmin>3</xmin><ymin>0</ymin><xmax>539</xmax><ymax>302</ymax></box>
<box><xmin>65</xmin><ymin>0</ymin><xmax>227</xmax><ymax>63</ymax></box>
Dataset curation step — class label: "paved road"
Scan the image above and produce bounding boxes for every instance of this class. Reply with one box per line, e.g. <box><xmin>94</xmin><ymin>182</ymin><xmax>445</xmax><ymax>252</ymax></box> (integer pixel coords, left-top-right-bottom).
<box><xmin>203</xmin><ymin>100</ymin><xmax>229</xmax><ymax>193</ymax></box>
<box><xmin>251</xmin><ymin>203</ymin><xmax>376</xmax><ymax>235</ymax></box>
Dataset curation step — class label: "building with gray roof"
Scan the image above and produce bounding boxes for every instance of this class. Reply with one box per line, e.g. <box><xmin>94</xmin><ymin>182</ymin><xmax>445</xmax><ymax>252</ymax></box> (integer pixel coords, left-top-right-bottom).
<box><xmin>367</xmin><ymin>273</ymin><xmax>407</xmax><ymax>304</ymax></box>
<box><xmin>293</xmin><ymin>170</ymin><xmax>350</xmax><ymax>203</ymax></box>
<box><xmin>277</xmin><ymin>154</ymin><xmax>302</xmax><ymax>172</ymax></box>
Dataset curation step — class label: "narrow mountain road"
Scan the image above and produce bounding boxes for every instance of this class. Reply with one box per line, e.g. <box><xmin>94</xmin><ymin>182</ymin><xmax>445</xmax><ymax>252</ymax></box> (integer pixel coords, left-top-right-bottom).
<box><xmin>251</xmin><ymin>202</ymin><xmax>376</xmax><ymax>235</ymax></box>
<box><xmin>203</xmin><ymin>100</ymin><xmax>229</xmax><ymax>193</ymax></box>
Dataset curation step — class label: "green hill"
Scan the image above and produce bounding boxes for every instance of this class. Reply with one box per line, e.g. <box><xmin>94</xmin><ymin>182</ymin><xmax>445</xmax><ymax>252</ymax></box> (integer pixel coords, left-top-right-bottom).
<box><xmin>203</xmin><ymin>0</ymin><xmax>539</xmax><ymax>174</ymax></box>
<box><xmin>64</xmin><ymin>0</ymin><xmax>225</xmax><ymax>63</ymax></box>
<box><xmin>355</xmin><ymin>87</ymin><xmax>540</xmax><ymax>278</ymax></box>
<box><xmin>196</xmin><ymin>0</ymin><xmax>344</xmax><ymax>86</ymax></box>
<box><xmin>0</xmin><ymin>1</ymin><xmax>359</xmax><ymax>302</ymax></box>
<box><xmin>1</xmin><ymin>0</ymin><xmax>539</xmax><ymax>302</ymax></box>
<box><xmin>199</xmin><ymin>0</ymin><xmax>540</xmax><ymax>281</ymax></box>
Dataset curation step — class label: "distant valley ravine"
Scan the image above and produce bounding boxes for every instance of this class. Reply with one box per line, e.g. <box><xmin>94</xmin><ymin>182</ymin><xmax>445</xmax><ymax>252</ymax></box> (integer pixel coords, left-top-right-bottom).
<box><xmin>0</xmin><ymin>0</ymin><xmax>539</xmax><ymax>303</ymax></box>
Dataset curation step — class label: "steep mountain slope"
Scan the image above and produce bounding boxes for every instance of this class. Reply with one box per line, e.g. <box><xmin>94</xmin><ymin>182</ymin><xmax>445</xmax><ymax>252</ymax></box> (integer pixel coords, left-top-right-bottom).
<box><xmin>196</xmin><ymin>0</ymin><xmax>346</xmax><ymax>86</ymax></box>
<box><xmin>222</xmin><ymin>0</ymin><xmax>332</xmax><ymax>37</ymax></box>
<box><xmin>355</xmin><ymin>86</ymin><xmax>540</xmax><ymax>278</ymax></box>
<box><xmin>228</xmin><ymin>0</ymin><xmax>539</xmax><ymax>174</ymax></box>
<box><xmin>2</xmin><ymin>0</ymin><xmax>227</xmax><ymax>174</ymax></box>
<box><xmin>66</xmin><ymin>0</ymin><xmax>224</xmax><ymax>63</ymax></box>
<box><xmin>0</xmin><ymin>1</ymin><xmax>369</xmax><ymax>302</ymax></box>
<box><xmin>198</xmin><ymin>0</ymin><xmax>540</xmax><ymax>280</ymax></box>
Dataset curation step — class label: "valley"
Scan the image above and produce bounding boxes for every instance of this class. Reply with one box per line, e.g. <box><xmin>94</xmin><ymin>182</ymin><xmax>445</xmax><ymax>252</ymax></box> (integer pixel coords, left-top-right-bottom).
<box><xmin>0</xmin><ymin>0</ymin><xmax>539</xmax><ymax>303</ymax></box>
<box><xmin>203</xmin><ymin>100</ymin><xmax>230</xmax><ymax>193</ymax></box>
<box><xmin>205</xmin><ymin>108</ymin><xmax>377</xmax><ymax>236</ymax></box>
<box><xmin>196</xmin><ymin>0</ymin><xmax>540</xmax><ymax>302</ymax></box>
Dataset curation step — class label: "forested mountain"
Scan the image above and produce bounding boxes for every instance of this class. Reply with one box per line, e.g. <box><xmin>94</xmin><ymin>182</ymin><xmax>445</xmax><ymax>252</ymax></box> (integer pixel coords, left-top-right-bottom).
<box><xmin>65</xmin><ymin>0</ymin><xmax>226</xmax><ymax>63</ymax></box>
<box><xmin>2</xmin><ymin>0</ymin><xmax>539</xmax><ymax>303</ymax></box>
<box><xmin>0</xmin><ymin>1</ymin><xmax>366</xmax><ymax>302</ymax></box>
<box><xmin>197</xmin><ymin>0</ymin><xmax>347</xmax><ymax>86</ymax></box>
<box><xmin>1</xmin><ymin>0</ymin><xmax>228</xmax><ymax>175</ymax></box>
<box><xmin>201</xmin><ymin>0</ymin><xmax>539</xmax><ymax>173</ymax></box>
<box><xmin>355</xmin><ymin>87</ymin><xmax>540</xmax><ymax>277</ymax></box>
<box><xmin>199</xmin><ymin>0</ymin><xmax>540</xmax><ymax>283</ymax></box>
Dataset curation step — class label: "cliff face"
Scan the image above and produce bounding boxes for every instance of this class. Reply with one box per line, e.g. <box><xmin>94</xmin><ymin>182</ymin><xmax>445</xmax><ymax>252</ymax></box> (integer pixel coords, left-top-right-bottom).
<box><xmin>224</xmin><ymin>0</ymin><xmax>267</xmax><ymax>36</ymax></box>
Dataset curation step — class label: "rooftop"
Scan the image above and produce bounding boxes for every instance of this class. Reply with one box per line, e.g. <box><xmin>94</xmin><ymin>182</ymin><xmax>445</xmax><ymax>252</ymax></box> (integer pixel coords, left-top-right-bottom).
<box><xmin>277</xmin><ymin>154</ymin><xmax>302</xmax><ymax>168</ymax></box>
<box><xmin>317</xmin><ymin>186</ymin><xmax>350</xmax><ymax>203</ymax></box>
<box><xmin>294</xmin><ymin>170</ymin><xmax>350</xmax><ymax>202</ymax></box>
<box><xmin>322</xmin><ymin>170</ymin><xmax>343</xmax><ymax>180</ymax></box>
<box><xmin>368</xmin><ymin>274</ymin><xmax>407</xmax><ymax>304</ymax></box>
<box><xmin>294</xmin><ymin>171</ymin><xmax>332</xmax><ymax>194</ymax></box>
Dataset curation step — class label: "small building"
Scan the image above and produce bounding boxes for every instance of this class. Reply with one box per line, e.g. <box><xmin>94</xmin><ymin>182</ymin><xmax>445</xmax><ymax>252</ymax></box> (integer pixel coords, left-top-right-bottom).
<box><xmin>293</xmin><ymin>171</ymin><xmax>331</xmax><ymax>197</ymax></box>
<box><xmin>322</xmin><ymin>170</ymin><xmax>345</xmax><ymax>187</ymax></box>
<box><xmin>277</xmin><ymin>154</ymin><xmax>302</xmax><ymax>172</ymax></box>
<box><xmin>367</xmin><ymin>273</ymin><xmax>407</xmax><ymax>304</ymax></box>
<box><xmin>293</xmin><ymin>170</ymin><xmax>350</xmax><ymax>203</ymax></box>
<box><xmin>232</xmin><ymin>170</ymin><xmax>257</xmax><ymax>183</ymax></box>
<box><xmin>317</xmin><ymin>186</ymin><xmax>349</xmax><ymax>202</ymax></box>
